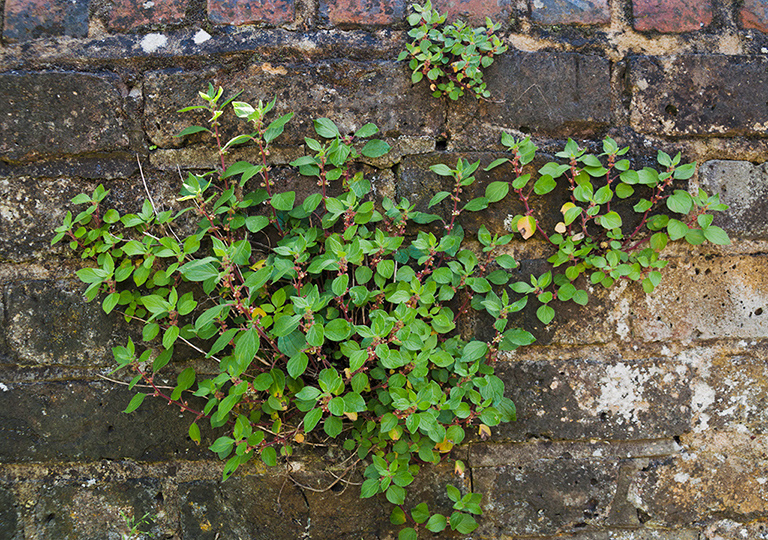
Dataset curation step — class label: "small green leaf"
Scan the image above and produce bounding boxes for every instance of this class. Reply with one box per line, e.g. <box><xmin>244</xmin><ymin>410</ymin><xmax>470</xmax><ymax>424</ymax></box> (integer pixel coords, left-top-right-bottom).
<box><xmin>124</xmin><ymin>393</ymin><xmax>146</xmax><ymax>413</ymax></box>
<box><xmin>271</xmin><ymin>191</ymin><xmax>296</xmax><ymax>211</ymax></box>
<box><xmin>362</xmin><ymin>139</ymin><xmax>391</xmax><ymax>158</ymax></box>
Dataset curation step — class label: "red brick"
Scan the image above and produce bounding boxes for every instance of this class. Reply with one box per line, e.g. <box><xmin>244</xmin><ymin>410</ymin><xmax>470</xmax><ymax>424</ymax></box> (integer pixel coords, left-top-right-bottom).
<box><xmin>208</xmin><ymin>0</ymin><xmax>294</xmax><ymax>25</ymax></box>
<box><xmin>324</xmin><ymin>0</ymin><xmax>405</xmax><ymax>25</ymax></box>
<box><xmin>741</xmin><ymin>0</ymin><xmax>768</xmax><ymax>32</ymax></box>
<box><xmin>432</xmin><ymin>0</ymin><xmax>511</xmax><ymax>25</ymax></box>
<box><xmin>3</xmin><ymin>0</ymin><xmax>89</xmax><ymax>42</ymax></box>
<box><xmin>633</xmin><ymin>0</ymin><xmax>712</xmax><ymax>32</ymax></box>
<box><xmin>109</xmin><ymin>0</ymin><xmax>189</xmax><ymax>31</ymax></box>
<box><xmin>531</xmin><ymin>0</ymin><xmax>610</xmax><ymax>26</ymax></box>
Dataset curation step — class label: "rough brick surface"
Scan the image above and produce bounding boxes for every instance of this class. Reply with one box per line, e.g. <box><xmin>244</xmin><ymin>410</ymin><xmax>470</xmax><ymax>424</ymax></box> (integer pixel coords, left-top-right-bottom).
<box><xmin>323</xmin><ymin>0</ymin><xmax>405</xmax><ymax>25</ymax></box>
<box><xmin>143</xmin><ymin>63</ymin><xmax>444</xmax><ymax>148</ymax></box>
<box><xmin>741</xmin><ymin>0</ymin><xmax>768</xmax><ymax>32</ymax></box>
<box><xmin>631</xmin><ymin>255</ymin><xmax>768</xmax><ymax>342</ymax></box>
<box><xmin>2</xmin><ymin>0</ymin><xmax>89</xmax><ymax>42</ymax></box>
<box><xmin>699</xmin><ymin>160</ymin><xmax>768</xmax><ymax>238</ymax></box>
<box><xmin>0</xmin><ymin>72</ymin><xmax>129</xmax><ymax>162</ymax></box>
<box><xmin>208</xmin><ymin>0</ymin><xmax>294</xmax><ymax>25</ymax></box>
<box><xmin>633</xmin><ymin>0</ymin><xmax>712</xmax><ymax>32</ymax></box>
<box><xmin>448</xmin><ymin>51</ymin><xmax>611</xmax><ymax>148</ymax></box>
<box><xmin>433</xmin><ymin>0</ymin><xmax>512</xmax><ymax>25</ymax></box>
<box><xmin>0</xmin><ymin>381</ymin><xmax>212</xmax><ymax>462</ymax></box>
<box><xmin>0</xmin><ymin>487</ymin><xmax>17</xmax><ymax>540</ymax></box>
<box><xmin>631</xmin><ymin>55</ymin><xmax>768</xmax><ymax>137</ymax></box>
<box><xmin>532</xmin><ymin>0</ymin><xmax>610</xmax><ymax>26</ymax></box>
<box><xmin>109</xmin><ymin>0</ymin><xmax>189</xmax><ymax>31</ymax></box>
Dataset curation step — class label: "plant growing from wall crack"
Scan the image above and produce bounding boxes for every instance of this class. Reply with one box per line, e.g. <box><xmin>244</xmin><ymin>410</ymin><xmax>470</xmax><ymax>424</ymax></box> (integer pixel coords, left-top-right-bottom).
<box><xmin>54</xmin><ymin>84</ymin><xmax>728</xmax><ymax>539</ymax></box>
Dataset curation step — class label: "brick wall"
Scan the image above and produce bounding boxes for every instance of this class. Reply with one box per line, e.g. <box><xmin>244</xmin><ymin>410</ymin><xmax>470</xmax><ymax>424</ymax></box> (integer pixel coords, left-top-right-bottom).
<box><xmin>2</xmin><ymin>0</ymin><xmax>768</xmax><ymax>539</ymax></box>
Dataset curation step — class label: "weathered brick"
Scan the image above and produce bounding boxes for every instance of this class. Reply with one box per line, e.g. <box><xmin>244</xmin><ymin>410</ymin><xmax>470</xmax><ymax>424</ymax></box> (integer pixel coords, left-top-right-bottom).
<box><xmin>0</xmin><ymin>380</ymin><xmax>212</xmax><ymax>462</ymax></box>
<box><xmin>448</xmin><ymin>51</ymin><xmax>611</xmax><ymax>148</ymax></box>
<box><xmin>2</xmin><ymin>0</ymin><xmax>89</xmax><ymax>42</ymax></box>
<box><xmin>473</xmin><ymin>458</ymin><xmax>621</xmax><ymax>536</ymax></box>
<box><xmin>208</xmin><ymin>0</ymin><xmax>294</xmax><ymax>25</ymax></box>
<box><xmin>323</xmin><ymin>0</ymin><xmax>405</xmax><ymax>25</ymax></box>
<box><xmin>741</xmin><ymin>0</ymin><xmax>768</xmax><ymax>32</ymax></box>
<box><xmin>109</xmin><ymin>0</ymin><xmax>189</xmax><ymax>31</ymax></box>
<box><xmin>143</xmin><ymin>63</ymin><xmax>443</xmax><ymax>148</ymax></box>
<box><xmin>495</xmin><ymin>354</ymin><xmax>693</xmax><ymax>442</ymax></box>
<box><xmin>699</xmin><ymin>160</ymin><xmax>768</xmax><ymax>239</ymax></box>
<box><xmin>0</xmin><ymin>486</ymin><xmax>18</xmax><ymax>540</ymax></box>
<box><xmin>4</xmin><ymin>280</ymin><xmax>126</xmax><ymax>367</ymax></box>
<box><xmin>0</xmin><ymin>72</ymin><xmax>129</xmax><ymax>162</ymax></box>
<box><xmin>631</xmin><ymin>255</ymin><xmax>768</xmax><ymax>342</ymax></box>
<box><xmin>28</xmin><ymin>478</ymin><xmax>171</xmax><ymax>539</ymax></box>
<box><xmin>532</xmin><ymin>0</ymin><xmax>610</xmax><ymax>26</ymax></box>
<box><xmin>630</xmin><ymin>55</ymin><xmax>768</xmax><ymax>137</ymax></box>
<box><xmin>632</xmin><ymin>0</ymin><xmax>712</xmax><ymax>32</ymax></box>
<box><xmin>634</xmin><ymin>431</ymin><xmax>768</xmax><ymax>525</ymax></box>
<box><xmin>433</xmin><ymin>0</ymin><xmax>511</xmax><ymax>25</ymax></box>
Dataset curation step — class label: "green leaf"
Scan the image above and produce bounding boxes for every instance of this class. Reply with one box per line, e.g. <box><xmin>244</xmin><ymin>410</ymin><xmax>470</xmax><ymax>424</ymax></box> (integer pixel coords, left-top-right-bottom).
<box><xmin>485</xmin><ymin>181</ymin><xmax>509</xmax><ymax>202</ymax></box>
<box><xmin>430</xmin><ymin>164</ymin><xmax>454</xmax><ymax>176</ymax></box>
<box><xmin>354</xmin><ymin>123</ymin><xmax>379</xmax><ymax>138</ymax></box>
<box><xmin>536</xmin><ymin>305</ymin><xmax>555</xmax><ymax>325</ymax></box>
<box><xmin>598</xmin><ymin>211</ymin><xmax>622</xmax><ymax>230</ymax></box>
<box><xmin>425</xmin><ymin>513</ymin><xmax>447</xmax><ymax>532</ymax></box>
<box><xmin>615</xmin><ymin>183</ymin><xmax>634</xmax><ymax>198</ymax></box>
<box><xmin>411</xmin><ymin>502</ymin><xmax>430</xmax><ymax>524</ymax></box>
<box><xmin>271</xmin><ymin>191</ymin><xmax>296</xmax><ymax>211</ymax></box>
<box><xmin>324</xmin><ymin>416</ymin><xmax>343</xmax><ymax>438</ymax></box>
<box><xmin>264</xmin><ymin>112</ymin><xmax>293</xmax><ymax>143</ymax></box>
<box><xmin>287</xmin><ymin>352</ymin><xmax>309</xmax><ymax>378</ymax></box>
<box><xmin>703</xmin><ymin>225</ymin><xmax>730</xmax><ymax>245</ymax></box>
<box><xmin>123</xmin><ymin>393</ymin><xmax>146</xmax><ymax>413</ymax></box>
<box><xmin>188</xmin><ymin>423</ymin><xmax>201</xmax><ymax>445</ymax></box>
<box><xmin>314</xmin><ymin>118</ymin><xmax>340</xmax><ymax>139</ymax></box>
<box><xmin>390</xmin><ymin>507</ymin><xmax>407</xmax><ymax>525</ymax></box>
<box><xmin>246</xmin><ymin>215</ymin><xmax>270</xmax><ymax>233</ymax></box>
<box><xmin>386</xmin><ymin>485</ymin><xmax>406</xmax><ymax>505</ymax></box>
<box><xmin>428</xmin><ymin>191</ymin><xmax>451</xmax><ymax>208</ymax></box>
<box><xmin>175</xmin><ymin>125</ymin><xmax>210</xmax><ymax>137</ymax></box>
<box><xmin>398</xmin><ymin>528</ymin><xmax>417</xmax><ymax>540</ymax></box>
<box><xmin>261</xmin><ymin>446</ymin><xmax>277</xmax><ymax>466</ymax></box>
<box><xmin>533</xmin><ymin>174</ymin><xmax>556</xmax><ymax>195</ymax></box>
<box><xmin>303</xmin><ymin>408</ymin><xmax>323</xmax><ymax>432</ymax></box>
<box><xmin>362</xmin><ymin>139</ymin><xmax>391</xmax><ymax>158</ymax></box>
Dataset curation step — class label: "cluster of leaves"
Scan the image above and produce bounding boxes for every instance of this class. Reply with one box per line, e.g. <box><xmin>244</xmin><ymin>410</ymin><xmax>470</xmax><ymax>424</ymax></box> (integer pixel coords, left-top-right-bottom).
<box><xmin>54</xmin><ymin>84</ymin><xmax>728</xmax><ymax>540</ymax></box>
<box><xmin>398</xmin><ymin>0</ymin><xmax>507</xmax><ymax>100</ymax></box>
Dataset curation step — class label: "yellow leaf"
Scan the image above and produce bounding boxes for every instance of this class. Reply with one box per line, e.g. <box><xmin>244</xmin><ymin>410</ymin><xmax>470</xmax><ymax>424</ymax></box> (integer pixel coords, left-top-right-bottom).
<box><xmin>250</xmin><ymin>259</ymin><xmax>266</xmax><ymax>270</ymax></box>
<box><xmin>435</xmin><ymin>438</ymin><xmax>454</xmax><ymax>453</ymax></box>
<box><xmin>517</xmin><ymin>215</ymin><xmax>536</xmax><ymax>240</ymax></box>
<box><xmin>555</xmin><ymin>222</ymin><xmax>567</xmax><ymax>234</ymax></box>
<box><xmin>389</xmin><ymin>428</ymin><xmax>401</xmax><ymax>441</ymax></box>
<box><xmin>478</xmin><ymin>424</ymin><xmax>491</xmax><ymax>440</ymax></box>
<box><xmin>560</xmin><ymin>202</ymin><xmax>576</xmax><ymax>214</ymax></box>
<box><xmin>294</xmin><ymin>433</ymin><xmax>305</xmax><ymax>443</ymax></box>
<box><xmin>252</xmin><ymin>306</ymin><xmax>267</xmax><ymax>318</ymax></box>
<box><xmin>344</xmin><ymin>412</ymin><xmax>358</xmax><ymax>421</ymax></box>
<box><xmin>454</xmin><ymin>459</ymin><xmax>466</xmax><ymax>477</ymax></box>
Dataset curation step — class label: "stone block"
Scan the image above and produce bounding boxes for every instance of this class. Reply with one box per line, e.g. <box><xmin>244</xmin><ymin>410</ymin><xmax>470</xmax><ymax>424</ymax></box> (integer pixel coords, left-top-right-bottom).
<box><xmin>433</xmin><ymin>0</ymin><xmax>512</xmax><ymax>25</ymax></box>
<box><xmin>26</xmin><ymin>478</ymin><xmax>172</xmax><ymax>540</ymax></box>
<box><xmin>2</xmin><ymin>0</ymin><xmax>89</xmax><ymax>42</ymax></box>
<box><xmin>0</xmin><ymin>485</ymin><xmax>18</xmax><ymax>540</ymax></box>
<box><xmin>208</xmin><ymin>0</ymin><xmax>294</xmax><ymax>25</ymax></box>
<box><xmin>632</xmin><ymin>0</ymin><xmax>712</xmax><ymax>32</ymax></box>
<box><xmin>630</xmin><ymin>255</ymin><xmax>768</xmax><ymax>342</ymax></box>
<box><xmin>633</xmin><ymin>431</ymin><xmax>768</xmax><ymax>526</ymax></box>
<box><xmin>630</xmin><ymin>55</ymin><xmax>768</xmax><ymax>137</ymax></box>
<box><xmin>3</xmin><ymin>280</ymin><xmax>127</xmax><ymax>367</ymax></box>
<box><xmin>698</xmin><ymin>160</ymin><xmax>768</xmax><ymax>238</ymax></box>
<box><xmin>473</xmin><ymin>457</ymin><xmax>621</xmax><ymax>536</ymax></box>
<box><xmin>532</xmin><ymin>0</ymin><xmax>610</xmax><ymax>26</ymax></box>
<box><xmin>109</xmin><ymin>0</ymin><xmax>189</xmax><ymax>31</ymax></box>
<box><xmin>143</xmin><ymin>63</ymin><xmax>443</xmax><ymax>148</ymax></box>
<box><xmin>741</xmin><ymin>0</ymin><xmax>768</xmax><ymax>32</ymax></box>
<box><xmin>0</xmin><ymin>380</ymin><xmax>212</xmax><ymax>462</ymax></box>
<box><xmin>0</xmin><ymin>72</ymin><xmax>129</xmax><ymax>162</ymax></box>
<box><xmin>322</xmin><ymin>0</ymin><xmax>405</xmax><ymax>25</ymax></box>
<box><xmin>493</xmin><ymin>353</ymin><xmax>692</xmax><ymax>442</ymax></box>
<box><xmin>448</xmin><ymin>51</ymin><xmax>611</xmax><ymax>147</ymax></box>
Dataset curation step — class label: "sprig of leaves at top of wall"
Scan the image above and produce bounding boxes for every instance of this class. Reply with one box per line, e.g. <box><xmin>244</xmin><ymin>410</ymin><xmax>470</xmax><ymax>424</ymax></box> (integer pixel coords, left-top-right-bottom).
<box><xmin>398</xmin><ymin>0</ymin><xmax>507</xmax><ymax>100</ymax></box>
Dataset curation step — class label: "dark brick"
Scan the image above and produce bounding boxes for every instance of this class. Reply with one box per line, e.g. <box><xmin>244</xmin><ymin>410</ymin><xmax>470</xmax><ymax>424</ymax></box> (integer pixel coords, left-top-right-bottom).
<box><xmin>143</xmin><ymin>63</ymin><xmax>443</xmax><ymax>148</ymax></box>
<box><xmin>630</xmin><ymin>55</ymin><xmax>768</xmax><ymax>137</ymax></box>
<box><xmin>323</xmin><ymin>0</ymin><xmax>405</xmax><ymax>25</ymax></box>
<box><xmin>632</xmin><ymin>0</ymin><xmax>712</xmax><ymax>32</ymax></box>
<box><xmin>474</xmin><ymin>458</ymin><xmax>621</xmax><ymax>536</ymax></box>
<box><xmin>0</xmin><ymin>486</ymin><xmax>18</xmax><ymax>540</ymax></box>
<box><xmin>741</xmin><ymin>0</ymin><xmax>768</xmax><ymax>32</ymax></box>
<box><xmin>208</xmin><ymin>0</ymin><xmax>294</xmax><ymax>25</ymax></box>
<box><xmin>28</xmin><ymin>478</ymin><xmax>171</xmax><ymax>539</ymax></box>
<box><xmin>448</xmin><ymin>51</ymin><xmax>611</xmax><ymax>147</ymax></box>
<box><xmin>531</xmin><ymin>0</ymin><xmax>610</xmax><ymax>26</ymax></box>
<box><xmin>0</xmin><ymin>72</ymin><xmax>129</xmax><ymax>162</ymax></box>
<box><xmin>109</xmin><ymin>0</ymin><xmax>190</xmax><ymax>31</ymax></box>
<box><xmin>4</xmin><ymin>280</ymin><xmax>125</xmax><ymax>366</ymax></box>
<box><xmin>0</xmin><ymin>380</ymin><xmax>212</xmax><ymax>462</ymax></box>
<box><xmin>2</xmin><ymin>0</ymin><xmax>89</xmax><ymax>42</ymax></box>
